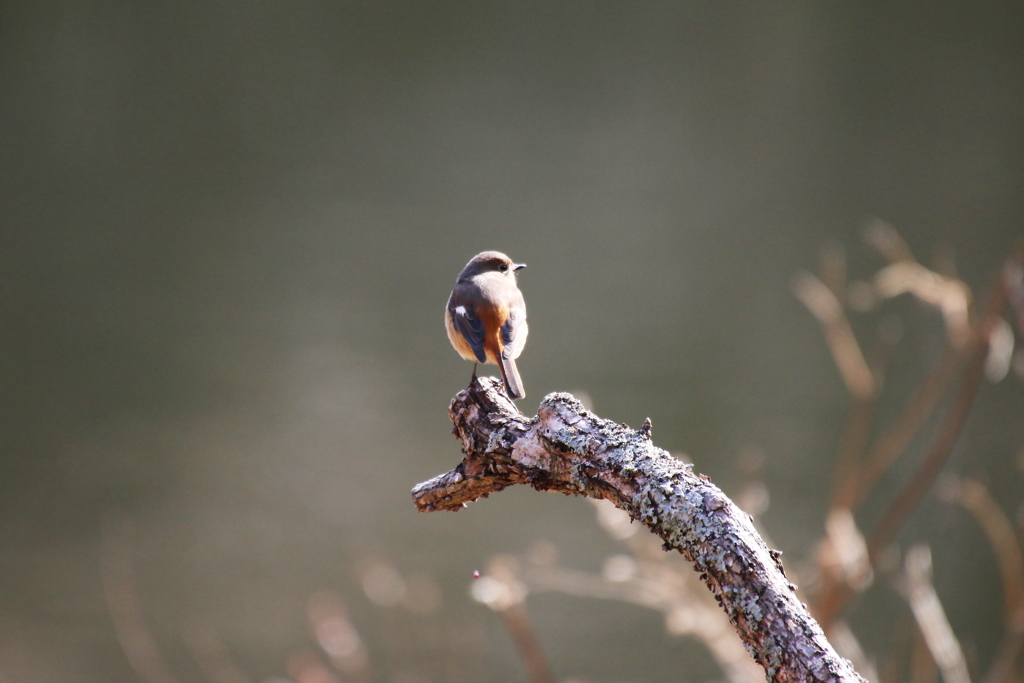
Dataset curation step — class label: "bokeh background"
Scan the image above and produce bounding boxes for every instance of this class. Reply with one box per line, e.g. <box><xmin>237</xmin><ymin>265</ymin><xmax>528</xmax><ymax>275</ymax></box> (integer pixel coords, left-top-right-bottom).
<box><xmin>2</xmin><ymin>2</ymin><xmax>1023</xmax><ymax>682</ymax></box>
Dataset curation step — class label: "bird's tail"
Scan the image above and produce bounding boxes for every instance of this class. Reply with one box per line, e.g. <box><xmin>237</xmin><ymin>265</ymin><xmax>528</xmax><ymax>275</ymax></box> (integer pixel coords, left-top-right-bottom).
<box><xmin>498</xmin><ymin>356</ymin><xmax>525</xmax><ymax>400</ymax></box>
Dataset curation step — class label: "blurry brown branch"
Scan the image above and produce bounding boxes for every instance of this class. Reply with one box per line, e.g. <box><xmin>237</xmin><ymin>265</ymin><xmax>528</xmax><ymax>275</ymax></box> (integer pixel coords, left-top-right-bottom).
<box><xmin>793</xmin><ymin>272</ymin><xmax>876</xmax><ymax>401</ymax></box>
<box><xmin>413</xmin><ymin>377</ymin><xmax>865</xmax><ymax>683</ymax></box>
<box><xmin>1007</xmin><ymin>262</ymin><xmax>1024</xmax><ymax>339</ymax></box>
<box><xmin>521</xmin><ymin>562</ymin><xmax>759</xmax><ymax>683</ymax></box>
<box><xmin>793</xmin><ymin>270</ymin><xmax>880</xmax><ymax>511</ymax></box>
<box><xmin>794</xmin><ymin>254</ymin><xmax>886</xmax><ymax>630</ymax></box>
<box><xmin>481</xmin><ymin>500</ymin><xmax>767</xmax><ymax>683</ymax></box>
<box><xmin>500</xmin><ymin>605</ymin><xmax>554</xmax><ymax>683</ymax></box>
<box><xmin>306</xmin><ymin>591</ymin><xmax>374</xmax><ymax>683</ymax></box>
<box><xmin>938</xmin><ymin>476</ymin><xmax>1024</xmax><ymax>626</ymax></box>
<box><xmin>807</xmin><ymin>235</ymin><xmax>1021</xmax><ymax>631</ymax></box>
<box><xmin>938</xmin><ymin>476</ymin><xmax>1024</xmax><ymax>683</ymax></box>
<box><xmin>909</xmin><ymin>630</ymin><xmax>940</xmax><ymax>683</ymax></box>
<box><xmin>470</xmin><ymin>560</ymin><xmax>555</xmax><ymax>683</ymax></box>
<box><xmin>100</xmin><ymin>515</ymin><xmax>179</xmax><ymax>683</ymax></box>
<box><xmin>832</xmin><ymin>226</ymin><xmax>974</xmax><ymax>511</ymax></box>
<box><xmin>874</xmin><ymin>261</ymin><xmax>972</xmax><ymax>348</ymax></box>
<box><xmin>864</xmin><ymin>268</ymin><xmax>1009</xmax><ymax>563</ymax></box>
<box><xmin>845</xmin><ymin>231</ymin><xmax>984</xmax><ymax>508</ymax></box>
<box><xmin>863</xmin><ymin>219</ymin><xmax>916</xmax><ymax>265</ymax></box>
<box><xmin>897</xmin><ymin>545</ymin><xmax>972</xmax><ymax>683</ymax></box>
<box><xmin>853</xmin><ymin>346</ymin><xmax>961</xmax><ymax>508</ymax></box>
<box><xmin>816</xmin><ymin>296</ymin><xmax>993</xmax><ymax>626</ymax></box>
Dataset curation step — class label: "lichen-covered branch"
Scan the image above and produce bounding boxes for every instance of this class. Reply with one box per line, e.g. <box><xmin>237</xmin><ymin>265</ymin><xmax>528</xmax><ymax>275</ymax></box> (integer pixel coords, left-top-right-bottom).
<box><xmin>412</xmin><ymin>377</ymin><xmax>864</xmax><ymax>683</ymax></box>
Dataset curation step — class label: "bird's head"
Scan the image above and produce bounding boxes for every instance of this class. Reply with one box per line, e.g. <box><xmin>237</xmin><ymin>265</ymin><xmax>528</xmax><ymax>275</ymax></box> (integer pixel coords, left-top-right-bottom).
<box><xmin>457</xmin><ymin>251</ymin><xmax>527</xmax><ymax>282</ymax></box>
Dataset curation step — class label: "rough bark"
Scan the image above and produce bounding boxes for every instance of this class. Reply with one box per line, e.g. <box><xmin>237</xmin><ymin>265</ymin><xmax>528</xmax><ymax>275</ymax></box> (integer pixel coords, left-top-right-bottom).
<box><xmin>412</xmin><ymin>377</ymin><xmax>864</xmax><ymax>683</ymax></box>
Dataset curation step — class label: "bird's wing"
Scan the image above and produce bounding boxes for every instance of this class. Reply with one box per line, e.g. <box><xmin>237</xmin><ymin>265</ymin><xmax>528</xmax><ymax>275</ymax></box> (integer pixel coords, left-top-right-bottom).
<box><xmin>500</xmin><ymin>301</ymin><xmax>528</xmax><ymax>361</ymax></box>
<box><xmin>448</xmin><ymin>288</ymin><xmax>487</xmax><ymax>363</ymax></box>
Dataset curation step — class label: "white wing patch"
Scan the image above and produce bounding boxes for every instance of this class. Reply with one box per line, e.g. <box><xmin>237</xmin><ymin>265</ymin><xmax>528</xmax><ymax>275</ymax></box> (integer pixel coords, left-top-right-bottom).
<box><xmin>455</xmin><ymin>306</ymin><xmax>467</xmax><ymax>316</ymax></box>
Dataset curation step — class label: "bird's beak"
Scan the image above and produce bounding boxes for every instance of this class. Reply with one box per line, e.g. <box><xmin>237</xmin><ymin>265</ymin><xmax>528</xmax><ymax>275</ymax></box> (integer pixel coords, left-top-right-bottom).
<box><xmin>514</xmin><ymin>263</ymin><xmax>527</xmax><ymax>271</ymax></box>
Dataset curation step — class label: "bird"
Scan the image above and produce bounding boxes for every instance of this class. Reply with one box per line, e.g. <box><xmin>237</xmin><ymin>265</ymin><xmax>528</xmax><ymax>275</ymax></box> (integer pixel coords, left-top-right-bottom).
<box><xmin>445</xmin><ymin>251</ymin><xmax>528</xmax><ymax>400</ymax></box>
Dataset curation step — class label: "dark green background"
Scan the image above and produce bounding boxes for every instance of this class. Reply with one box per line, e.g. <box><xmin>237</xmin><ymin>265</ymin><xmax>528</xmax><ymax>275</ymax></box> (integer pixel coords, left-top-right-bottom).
<box><xmin>2</xmin><ymin>2</ymin><xmax>1022</xmax><ymax>681</ymax></box>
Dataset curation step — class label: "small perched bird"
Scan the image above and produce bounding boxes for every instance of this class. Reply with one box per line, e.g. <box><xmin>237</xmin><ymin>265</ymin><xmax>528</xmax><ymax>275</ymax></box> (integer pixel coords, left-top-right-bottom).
<box><xmin>445</xmin><ymin>251</ymin><xmax>529</xmax><ymax>400</ymax></box>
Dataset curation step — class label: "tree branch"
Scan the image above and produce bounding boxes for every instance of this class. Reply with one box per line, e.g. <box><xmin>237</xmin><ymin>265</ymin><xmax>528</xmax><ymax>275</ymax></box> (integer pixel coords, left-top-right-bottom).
<box><xmin>412</xmin><ymin>377</ymin><xmax>864</xmax><ymax>683</ymax></box>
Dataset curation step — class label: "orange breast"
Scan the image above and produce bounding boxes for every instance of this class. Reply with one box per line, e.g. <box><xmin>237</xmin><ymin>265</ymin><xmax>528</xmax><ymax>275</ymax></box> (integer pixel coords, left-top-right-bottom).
<box><xmin>476</xmin><ymin>302</ymin><xmax>508</xmax><ymax>365</ymax></box>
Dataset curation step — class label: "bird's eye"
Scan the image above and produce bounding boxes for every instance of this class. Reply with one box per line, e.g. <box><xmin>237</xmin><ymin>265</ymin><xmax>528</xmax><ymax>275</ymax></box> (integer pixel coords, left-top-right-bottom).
<box><xmin>499</xmin><ymin>264</ymin><xmax>508</xmax><ymax>272</ymax></box>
